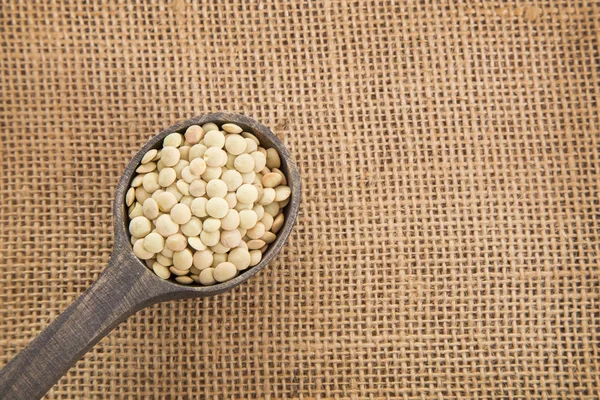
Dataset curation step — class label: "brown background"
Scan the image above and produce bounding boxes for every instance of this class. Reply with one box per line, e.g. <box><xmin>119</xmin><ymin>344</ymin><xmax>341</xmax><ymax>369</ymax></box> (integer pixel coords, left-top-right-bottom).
<box><xmin>1</xmin><ymin>1</ymin><xmax>599</xmax><ymax>399</ymax></box>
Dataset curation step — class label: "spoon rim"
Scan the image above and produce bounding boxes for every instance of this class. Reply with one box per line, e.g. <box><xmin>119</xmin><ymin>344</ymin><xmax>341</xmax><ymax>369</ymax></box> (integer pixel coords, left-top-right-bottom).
<box><xmin>113</xmin><ymin>113</ymin><xmax>301</xmax><ymax>296</ymax></box>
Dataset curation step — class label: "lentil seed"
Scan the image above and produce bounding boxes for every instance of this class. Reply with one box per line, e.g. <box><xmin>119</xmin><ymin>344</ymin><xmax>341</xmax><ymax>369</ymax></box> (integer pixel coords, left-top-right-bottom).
<box><xmin>193</xmin><ymin>250</ymin><xmax>213</xmax><ymax>270</ymax></box>
<box><xmin>161</xmin><ymin>146</ymin><xmax>180</xmax><ymax>167</ymax></box>
<box><xmin>173</xmin><ymin>249</ymin><xmax>193</xmax><ymax>270</ymax></box>
<box><xmin>166</xmin><ymin>233</ymin><xmax>188</xmax><ymax>252</ymax></box>
<box><xmin>170</xmin><ymin>203</ymin><xmax>192</xmax><ymax>224</ymax></box>
<box><xmin>213</xmin><ymin>262</ymin><xmax>237</xmax><ymax>282</ymax></box>
<box><xmin>266</xmin><ymin>148</ymin><xmax>281</xmax><ymax>169</ymax></box>
<box><xmin>175</xmin><ymin>276</ymin><xmax>194</xmax><ymax>285</ymax></box>
<box><xmin>158</xmin><ymin>168</ymin><xmax>177</xmax><ymax>187</ymax></box>
<box><xmin>181</xmin><ymin>217</ymin><xmax>202</xmax><ymax>237</ymax></box>
<box><xmin>262</xmin><ymin>231</ymin><xmax>277</xmax><ymax>244</ymax></box>
<box><xmin>142</xmin><ymin>149</ymin><xmax>158</xmax><ymax>164</ymax></box>
<box><xmin>164</xmin><ymin>133</ymin><xmax>183</xmax><ymax>147</ymax></box>
<box><xmin>188</xmin><ymin>236</ymin><xmax>207</xmax><ymax>251</ymax></box>
<box><xmin>126</xmin><ymin>187</ymin><xmax>135</xmax><ymax>206</ymax></box>
<box><xmin>142</xmin><ymin>198</ymin><xmax>160</xmax><ymax>220</ymax></box>
<box><xmin>189</xmin><ymin>179</ymin><xmax>207</xmax><ymax>197</ymax></box>
<box><xmin>170</xmin><ymin>266</ymin><xmax>189</xmax><ymax>276</ymax></box>
<box><xmin>136</xmin><ymin>162</ymin><xmax>156</xmax><ymax>174</ymax></box>
<box><xmin>155</xmin><ymin>214</ymin><xmax>179</xmax><ymax>237</ymax></box>
<box><xmin>153</xmin><ymin>263</ymin><xmax>171</xmax><ymax>279</ymax></box>
<box><xmin>212</xmin><ymin>253</ymin><xmax>228</xmax><ymax>267</ymax></box>
<box><xmin>198</xmin><ymin>268</ymin><xmax>216</xmax><ymax>285</ymax></box>
<box><xmin>249</xmin><ymin>250</ymin><xmax>262</xmax><ymax>266</ymax></box>
<box><xmin>225</xmin><ymin>134</ymin><xmax>246</xmax><ymax>155</ymax></box>
<box><xmin>202</xmin><ymin>123</ymin><xmax>219</xmax><ymax>132</ymax></box>
<box><xmin>143</xmin><ymin>232</ymin><xmax>165</xmax><ymax>253</ymax></box>
<box><xmin>228</xmin><ymin>247</ymin><xmax>251</xmax><ymax>271</ymax></box>
<box><xmin>185</xmin><ymin>125</ymin><xmax>204</xmax><ymax>144</ymax></box>
<box><xmin>129</xmin><ymin>216</ymin><xmax>152</xmax><ymax>238</ymax></box>
<box><xmin>221</xmin><ymin>123</ymin><xmax>243</xmax><ymax>134</ymax></box>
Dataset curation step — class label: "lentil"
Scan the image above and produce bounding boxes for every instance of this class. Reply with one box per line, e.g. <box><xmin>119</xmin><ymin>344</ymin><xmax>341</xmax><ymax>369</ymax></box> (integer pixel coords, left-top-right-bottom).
<box><xmin>127</xmin><ymin>121</ymin><xmax>290</xmax><ymax>285</ymax></box>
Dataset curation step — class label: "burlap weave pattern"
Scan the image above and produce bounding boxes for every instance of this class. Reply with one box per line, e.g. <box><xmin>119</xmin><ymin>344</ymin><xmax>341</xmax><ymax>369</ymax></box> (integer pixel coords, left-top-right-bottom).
<box><xmin>1</xmin><ymin>1</ymin><xmax>599</xmax><ymax>398</ymax></box>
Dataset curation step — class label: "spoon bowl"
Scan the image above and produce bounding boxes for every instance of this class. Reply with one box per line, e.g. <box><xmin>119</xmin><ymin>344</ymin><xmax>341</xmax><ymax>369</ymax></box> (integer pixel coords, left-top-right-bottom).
<box><xmin>0</xmin><ymin>113</ymin><xmax>301</xmax><ymax>399</ymax></box>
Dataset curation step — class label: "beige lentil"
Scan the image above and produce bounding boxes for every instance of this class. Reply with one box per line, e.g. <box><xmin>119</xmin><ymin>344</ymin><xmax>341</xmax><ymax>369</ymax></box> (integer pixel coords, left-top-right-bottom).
<box><xmin>212</xmin><ymin>253</ymin><xmax>228</xmax><ymax>267</ymax></box>
<box><xmin>166</xmin><ymin>233</ymin><xmax>188</xmax><ymax>252</ymax></box>
<box><xmin>262</xmin><ymin>231</ymin><xmax>277</xmax><ymax>244</ymax></box>
<box><xmin>225</xmin><ymin>134</ymin><xmax>246</xmax><ymax>155</ymax></box>
<box><xmin>244</xmin><ymin>138</ymin><xmax>258</xmax><ymax>153</ymax></box>
<box><xmin>221</xmin><ymin>123</ymin><xmax>243</xmax><ymax>134</ymax></box>
<box><xmin>221</xmin><ymin>209</ymin><xmax>240</xmax><ymax>230</ymax></box>
<box><xmin>161</xmin><ymin>146</ymin><xmax>180</xmax><ymax>167</ymax></box>
<box><xmin>126</xmin><ymin>187</ymin><xmax>135</xmax><ymax>206</ymax></box>
<box><xmin>175</xmin><ymin>276</ymin><xmax>194</xmax><ymax>285</ymax></box>
<box><xmin>129</xmin><ymin>216</ymin><xmax>152</xmax><ymax>238</ymax></box>
<box><xmin>156</xmin><ymin>254</ymin><xmax>173</xmax><ymax>267</ymax></box>
<box><xmin>189</xmin><ymin>143</ymin><xmax>207</xmax><ymax>160</ymax></box>
<box><xmin>221</xmin><ymin>170</ymin><xmax>243</xmax><ymax>191</ymax></box>
<box><xmin>189</xmin><ymin>179</ymin><xmax>207</xmax><ymax>197</ymax></box>
<box><xmin>155</xmin><ymin>214</ymin><xmax>179</xmax><ymax>237</ymax></box>
<box><xmin>213</xmin><ymin>262</ymin><xmax>237</xmax><ymax>282</ymax></box>
<box><xmin>203</xmin><ymin>217</ymin><xmax>221</xmax><ymax>233</ymax></box>
<box><xmin>198</xmin><ymin>268</ymin><xmax>216</xmax><ymax>285</ymax></box>
<box><xmin>153</xmin><ymin>263</ymin><xmax>171</xmax><ymax>280</ymax></box>
<box><xmin>170</xmin><ymin>203</ymin><xmax>192</xmax><ymax>224</ymax></box>
<box><xmin>158</xmin><ymin>168</ymin><xmax>177</xmax><ymax>187</ymax></box>
<box><xmin>142</xmin><ymin>149</ymin><xmax>158</xmax><ymax>164</ymax></box>
<box><xmin>131</xmin><ymin>174</ymin><xmax>144</xmax><ymax>188</ymax></box>
<box><xmin>202</xmin><ymin>122</ymin><xmax>219</xmax><ymax>132</ymax></box>
<box><xmin>185</xmin><ymin>125</ymin><xmax>204</xmax><ymax>144</ymax></box>
<box><xmin>206</xmin><ymin>179</ymin><xmax>228</xmax><ymax>198</ymax></box>
<box><xmin>204</xmin><ymin>130</ymin><xmax>225</xmax><ymax>148</ymax></box>
<box><xmin>179</xmin><ymin>146</ymin><xmax>190</xmax><ymax>161</ymax></box>
<box><xmin>128</xmin><ymin>202</ymin><xmax>143</xmax><ymax>219</ymax></box>
<box><xmin>176</xmin><ymin>180</ymin><xmax>190</xmax><ymax>196</ymax></box>
<box><xmin>188</xmin><ymin>236</ymin><xmax>207</xmax><ymax>251</ymax></box>
<box><xmin>190</xmin><ymin>197</ymin><xmax>208</xmax><ymax>217</ymax></box>
<box><xmin>205</xmin><ymin>197</ymin><xmax>229</xmax><ymax>218</ymax></box>
<box><xmin>274</xmin><ymin>186</ymin><xmax>291</xmax><ymax>202</ymax></box>
<box><xmin>156</xmin><ymin>191</ymin><xmax>178</xmax><ymax>212</ymax></box>
<box><xmin>224</xmin><ymin>192</ymin><xmax>238</xmax><ymax>208</ymax></box>
<box><xmin>193</xmin><ymin>250</ymin><xmax>213</xmax><ymax>270</ymax></box>
<box><xmin>181</xmin><ymin>217</ymin><xmax>202</xmax><ymax>237</ymax></box>
<box><xmin>173</xmin><ymin>249</ymin><xmax>193</xmax><ymax>270</ymax></box>
<box><xmin>136</xmin><ymin>162</ymin><xmax>156</xmax><ymax>174</ymax></box>
<box><xmin>228</xmin><ymin>247</ymin><xmax>251</xmax><ymax>271</ymax></box>
<box><xmin>200</xmin><ymin>230</ymin><xmax>220</xmax><ymax>246</ymax></box>
<box><xmin>234</xmin><ymin>153</ymin><xmax>255</xmax><ymax>173</ymax></box>
<box><xmin>133</xmin><ymin>239</ymin><xmax>154</xmax><ymax>260</ymax></box>
<box><xmin>238</xmin><ymin>209</ymin><xmax>258</xmax><ymax>229</ymax></box>
<box><xmin>201</xmin><ymin>166</ymin><xmax>222</xmax><ymax>181</ymax></box>
<box><xmin>247</xmin><ymin>239</ymin><xmax>266</xmax><ymax>250</ymax></box>
<box><xmin>164</xmin><ymin>133</ymin><xmax>183</xmax><ymax>147</ymax></box>
<box><xmin>210</xmin><ymin>242</ymin><xmax>231</xmax><ymax>254</ymax></box>
<box><xmin>266</xmin><ymin>148</ymin><xmax>281</xmax><ymax>169</ymax></box>
<box><xmin>135</xmin><ymin>187</ymin><xmax>151</xmax><ymax>204</ymax></box>
<box><xmin>169</xmin><ymin>266</ymin><xmax>189</xmax><ymax>276</ymax></box>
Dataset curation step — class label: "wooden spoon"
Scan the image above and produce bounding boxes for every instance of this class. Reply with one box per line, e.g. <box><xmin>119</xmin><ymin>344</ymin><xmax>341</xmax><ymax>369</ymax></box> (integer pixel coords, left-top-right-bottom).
<box><xmin>0</xmin><ymin>113</ymin><xmax>301</xmax><ymax>399</ymax></box>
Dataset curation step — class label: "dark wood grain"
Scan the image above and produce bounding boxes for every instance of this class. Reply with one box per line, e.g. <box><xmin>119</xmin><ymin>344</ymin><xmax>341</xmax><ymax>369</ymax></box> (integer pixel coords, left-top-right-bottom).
<box><xmin>0</xmin><ymin>113</ymin><xmax>301</xmax><ymax>399</ymax></box>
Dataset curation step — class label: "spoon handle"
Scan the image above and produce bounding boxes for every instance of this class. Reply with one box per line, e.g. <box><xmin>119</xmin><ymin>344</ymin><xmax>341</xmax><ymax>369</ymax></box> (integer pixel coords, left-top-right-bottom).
<box><xmin>0</xmin><ymin>250</ymin><xmax>175</xmax><ymax>399</ymax></box>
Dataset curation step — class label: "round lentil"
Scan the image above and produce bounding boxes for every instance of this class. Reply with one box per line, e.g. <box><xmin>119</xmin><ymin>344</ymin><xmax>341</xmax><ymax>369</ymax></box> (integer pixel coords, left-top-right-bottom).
<box><xmin>213</xmin><ymin>262</ymin><xmax>237</xmax><ymax>282</ymax></box>
<box><xmin>161</xmin><ymin>146</ymin><xmax>180</xmax><ymax>167</ymax></box>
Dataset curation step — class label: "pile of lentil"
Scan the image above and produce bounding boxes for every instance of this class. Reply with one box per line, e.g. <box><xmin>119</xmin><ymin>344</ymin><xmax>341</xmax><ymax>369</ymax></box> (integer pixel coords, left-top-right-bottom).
<box><xmin>126</xmin><ymin>122</ymin><xmax>290</xmax><ymax>285</ymax></box>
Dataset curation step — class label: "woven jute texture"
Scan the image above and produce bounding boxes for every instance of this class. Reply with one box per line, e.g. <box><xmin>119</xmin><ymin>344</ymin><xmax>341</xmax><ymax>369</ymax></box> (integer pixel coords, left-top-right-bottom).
<box><xmin>1</xmin><ymin>1</ymin><xmax>599</xmax><ymax>399</ymax></box>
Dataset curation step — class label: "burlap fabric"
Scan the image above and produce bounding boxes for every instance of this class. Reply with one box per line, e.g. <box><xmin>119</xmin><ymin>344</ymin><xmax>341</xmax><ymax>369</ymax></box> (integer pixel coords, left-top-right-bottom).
<box><xmin>1</xmin><ymin>1</ymin><xmax>599</xmax><ymax>398</ymax></box>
